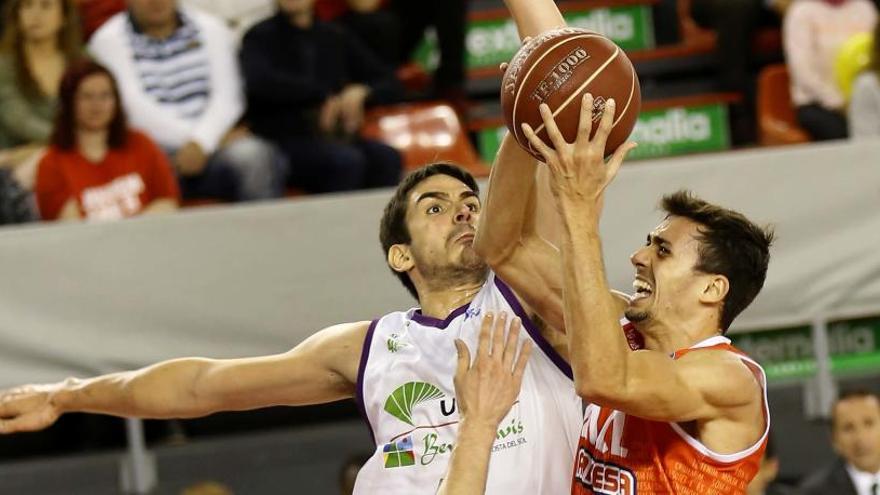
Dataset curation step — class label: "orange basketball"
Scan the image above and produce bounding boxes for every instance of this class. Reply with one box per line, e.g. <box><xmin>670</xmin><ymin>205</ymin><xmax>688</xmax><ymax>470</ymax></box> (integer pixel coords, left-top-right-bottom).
<box><xmin>501</xmin><ymin>28</ymin><xmax>641</xmax><ymax>160</ymax></box>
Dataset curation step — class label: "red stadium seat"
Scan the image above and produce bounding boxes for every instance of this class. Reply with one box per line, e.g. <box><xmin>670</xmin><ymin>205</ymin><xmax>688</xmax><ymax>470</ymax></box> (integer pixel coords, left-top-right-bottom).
<box><xmin>362</xmin><ymin>102</ymin><xmax>490</xmax><ymax>177</ymax></box>
<box><xmin>757</xmin><ymin>64</ymin><xmax>811</xmax><ymax>146</ymax></box>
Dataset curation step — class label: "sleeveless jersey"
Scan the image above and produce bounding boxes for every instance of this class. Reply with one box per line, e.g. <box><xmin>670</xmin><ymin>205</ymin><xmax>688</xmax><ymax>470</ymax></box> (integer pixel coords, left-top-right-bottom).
<box><xmin>354</xmin><ymin>273</ymin><xmax>582</xmax><ymax>494</ymax></box>
<box><xmin>571</xmin><ymin>335</ymin><xmax>769</xmax><ymax>495</ymax></box>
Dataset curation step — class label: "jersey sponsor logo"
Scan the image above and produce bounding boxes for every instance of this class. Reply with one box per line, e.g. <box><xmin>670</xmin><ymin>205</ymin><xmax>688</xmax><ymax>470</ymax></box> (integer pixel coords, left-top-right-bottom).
<box><xmin>386</xmin><ymin>333</ymin><xmax>409</xmax><ymax>353</ymax></box>
<box><xmin>581</xmin><ymin>404</ymin><xmax>629</xmax><ymax>457</ymax></box>
<box><xmin>383</xmin><ymin>435</ymin><xmax>415</xmax><ymax>468</ymax></box>
<box><xmin>574</xmin><ymin>447</ymin><xmax>636</xmax><ymax>494</ymax></box>
<box><xmin>464</xmin><ymin>307</ymin><xmax>482</xmax><ymax>320</ymax></box>
<box><xmin>384</xmin><ymin>382</ymin><xmax>446</xmax><ymax>426</ymax></box>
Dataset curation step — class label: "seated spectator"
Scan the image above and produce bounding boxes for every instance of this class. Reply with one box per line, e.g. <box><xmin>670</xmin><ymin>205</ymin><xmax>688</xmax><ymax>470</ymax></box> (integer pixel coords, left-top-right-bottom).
<box><xmin>784</xmin><ymin>0</ymin><xmax>877</xmax><ymax>140</ymax></box>
<box><xmin>35</xmin><ymin>60</ymin><xmax>179</xmax><ymax>221</ymax></box>
<box><xmin>315</xmin><ymin>0</ymin><xmax>465</xmax><ymax>100</ymax></box>
<box><xmin>241</xmin><ymin>0</ymin><xmax>402</xmax><ymax>193</ymax></box>
<box><xmin>799</xmin><ymin>389</ymin><xmax>880</xmax><ymax>495</ymax></box>
<box><xmin>0</xmin><ymin>0</ymin><xmax>82</xmax><ymax>187</ymax></box>
<box><xmin>849</xmin><ymin>21</ymin><xmax>880</xmax><ymax>138</ymax></box>
<box><xmin>88</xmin><ymin>0</ymin><xmax>285</xmax><ymax>202</ymax></box>
<box><xmin>690</xmin><ymin>0</ymin><xmax>787</xmax><ymax>143</ymax></box>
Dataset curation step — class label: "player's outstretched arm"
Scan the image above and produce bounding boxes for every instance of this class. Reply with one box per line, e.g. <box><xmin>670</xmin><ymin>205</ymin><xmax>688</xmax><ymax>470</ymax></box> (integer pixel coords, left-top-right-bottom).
<box><xmin>0</xmin><ymin>321</ymin><xmax>368</xmax><ymax>434</ymax></box>
<box><xmin>503</xmin><ymin>0</ymin><xmax>565</xmax><ymax>39</ymax></box>
<box><xmin>438</xmin><ymin>312</ymin><xmax>532</xmax><ymax>495</ymax></box>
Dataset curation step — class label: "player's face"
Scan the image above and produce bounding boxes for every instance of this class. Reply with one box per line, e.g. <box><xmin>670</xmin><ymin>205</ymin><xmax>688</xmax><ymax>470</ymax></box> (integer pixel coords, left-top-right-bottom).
<box><xmin>403</xmin><ymin>174</ymin><xmax>486</xmax><ymax>280</ymax></box>
<box><xmin>833</xmin><ymin>395</ymin><xmax>880</xmax><ymax>472</ymax></box>
<box><xmin>625</xmin><ymin>216</ymin><xmax>715</xmax><ymax>329</ymax></box>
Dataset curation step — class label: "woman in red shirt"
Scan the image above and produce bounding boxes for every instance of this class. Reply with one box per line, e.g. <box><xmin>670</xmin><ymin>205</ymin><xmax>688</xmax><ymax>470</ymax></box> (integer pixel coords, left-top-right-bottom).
<box><xmin>35</xmin><ymin>60</ymin><xmax>179</xmax><ymax>221</ymax></box>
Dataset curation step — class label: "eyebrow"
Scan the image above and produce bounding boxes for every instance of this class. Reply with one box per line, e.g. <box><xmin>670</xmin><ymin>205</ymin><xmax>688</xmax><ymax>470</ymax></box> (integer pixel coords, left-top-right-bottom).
<box><xmin>416</xmin><ymin>190</ymin><xmax>478</xmax><ymax>204</ymax></box>
<box><xmin>647</xmin><ymin>233</ymin><xmax>671</xmax><ymax>248</ymax></box>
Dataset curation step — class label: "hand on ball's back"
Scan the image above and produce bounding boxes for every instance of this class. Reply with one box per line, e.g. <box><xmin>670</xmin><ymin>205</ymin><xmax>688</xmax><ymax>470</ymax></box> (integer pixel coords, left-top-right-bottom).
<box><xmin>501</xmin><ymin>28</ymin><xmax>641</xmax><ymax>159</ymax></box>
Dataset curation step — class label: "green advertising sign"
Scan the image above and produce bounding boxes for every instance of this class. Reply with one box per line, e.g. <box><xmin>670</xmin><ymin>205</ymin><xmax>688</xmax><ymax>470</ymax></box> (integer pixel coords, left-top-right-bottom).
<box><xmin>476</xmin><ymin>103</ymin><xmax>731</xmax><ymax>163</ymax></box>
<box><xmin>731</xmin><ymin>316</ymin><xmax>880</xmax><ymax>381</ymax></box>
<box><xmin>414</xmin><ymin>5</ymin><xmax>655</xmax><ymax>71</ymax></box>
<box><xmin>625</xmin><ymin>104</ymin><xmax>730</xmax><ymax>160</ymax></box>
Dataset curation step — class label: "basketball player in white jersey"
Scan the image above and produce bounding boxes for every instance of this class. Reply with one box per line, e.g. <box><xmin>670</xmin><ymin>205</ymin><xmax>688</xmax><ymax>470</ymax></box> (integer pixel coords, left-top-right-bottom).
<box><xmin>0</xmin><ymin>99</ymin><xmax>595</xmax><ymax>492</ymax></box>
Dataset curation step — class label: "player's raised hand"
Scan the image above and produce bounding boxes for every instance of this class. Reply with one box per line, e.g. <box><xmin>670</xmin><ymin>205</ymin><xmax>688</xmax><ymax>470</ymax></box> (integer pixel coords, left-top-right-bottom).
<box><xmin>521</xmin><ymin>93</ymin><xmax>637</xmax><ymax>212</ymax></box>
<box><xmin>0</xmin><ymin>383</ymin><xmax>64</xmax><ymax>434</ymax></box>
<box><xmin>453</xmin><ymin>312</ymin><xmax>532</xmax><ymax>429</ymax></box>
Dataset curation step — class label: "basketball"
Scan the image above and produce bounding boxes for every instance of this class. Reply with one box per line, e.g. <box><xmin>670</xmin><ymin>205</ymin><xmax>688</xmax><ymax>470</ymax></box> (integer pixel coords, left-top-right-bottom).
<box><xmin>501</xmin><ymin>27</ymin><xmax>641</xmax><ymax>160</ymax></box>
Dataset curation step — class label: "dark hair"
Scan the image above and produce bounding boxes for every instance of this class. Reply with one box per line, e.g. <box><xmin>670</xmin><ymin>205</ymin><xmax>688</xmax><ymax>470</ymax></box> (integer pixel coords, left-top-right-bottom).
<box><xmin>661</xmin><ymin>190</ymin><xmax>774</xmax><ymax>332</ymax></box>
<box><xmin>50</xmin><ymin>59</ymin><xmax>128</xmax><ymax>150</ymax></box>
<box><xmin>0</xmin><ymin>0</ymin><xmax>81</xmax><ymax>100</ymax></box>
<box><xmin>832</xmin><ymin>388</ymin><xmax>880</xmax><ymax>429</ymax></box>
<box><xmin>379</xmin><ymin>164</ymin><xmax>480</xmax><ymax>300</ymax></box>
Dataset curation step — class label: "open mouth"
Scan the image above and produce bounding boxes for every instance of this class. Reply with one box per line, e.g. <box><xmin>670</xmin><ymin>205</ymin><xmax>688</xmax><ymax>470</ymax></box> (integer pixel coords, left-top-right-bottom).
<box><xmin>631</xmin><ymin>278</ymin><xmax>653</xmax><ymax>300</ymax></box>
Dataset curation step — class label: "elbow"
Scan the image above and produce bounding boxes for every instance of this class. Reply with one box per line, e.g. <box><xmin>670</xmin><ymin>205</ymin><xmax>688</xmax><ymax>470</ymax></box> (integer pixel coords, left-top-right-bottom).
<box><xmin>573</xmin><ymin>374</ymin><xmax>621</xmax><ymax>405</ymax></box>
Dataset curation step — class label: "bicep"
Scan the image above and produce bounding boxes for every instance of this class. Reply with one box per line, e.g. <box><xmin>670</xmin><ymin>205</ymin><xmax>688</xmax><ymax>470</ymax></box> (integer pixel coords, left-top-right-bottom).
<box><xmin>494</xmin><ymin>236</ymin><xmax>565</xmax><ymax>332</ymax></box>
<box><xmin>604</xmin><ymin>351</ymin><xmax>758</xmax><ymax>423</ymax></box>
<box><xmin>192</xmin><ymin>321</ymin><xmax>369</xmax><ymax>411</ymax></box>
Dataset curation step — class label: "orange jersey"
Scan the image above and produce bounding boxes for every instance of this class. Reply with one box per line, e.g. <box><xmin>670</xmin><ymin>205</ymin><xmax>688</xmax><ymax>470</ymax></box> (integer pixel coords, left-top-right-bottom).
<box><xmin>571</xmin><ymin>335</ymin><xmax>769</xmax><ymax>495</ymax></box>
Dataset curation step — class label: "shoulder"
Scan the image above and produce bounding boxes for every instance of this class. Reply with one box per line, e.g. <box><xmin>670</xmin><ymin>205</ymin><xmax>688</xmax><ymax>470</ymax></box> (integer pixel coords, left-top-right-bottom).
<box><xmin>677</xmin><ymin>347</ymin><xmax>762</xmax><ymax>406</ymax></box>
<box><xmin>89</xmin><ymin>11</ymin><xmax>128</xmax><ymax>46</ymax></box>
<box><xmin>184</xmin><ymin>7</ymin><xmax>233</xmax><ymax>40</ymax></box>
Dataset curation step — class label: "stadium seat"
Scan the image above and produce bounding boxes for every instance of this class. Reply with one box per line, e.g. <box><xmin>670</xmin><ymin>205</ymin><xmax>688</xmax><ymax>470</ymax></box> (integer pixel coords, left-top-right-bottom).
<box><xmin>362</xmin><ymin>102</ymin><xmax>490</xmax><ymax>177</ymax></box>
<box><xmin>757</xmin><ymin>64</ymin><xmax>811</xmax><ymax>146</ymax></box>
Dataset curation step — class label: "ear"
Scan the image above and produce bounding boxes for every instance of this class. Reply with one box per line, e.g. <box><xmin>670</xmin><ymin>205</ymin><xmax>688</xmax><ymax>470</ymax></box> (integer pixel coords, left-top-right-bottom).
<box><xmin>700</xmin><ymin>274</ymin><xmax>729</xmax><ymax>304</ymax></box>
<box><xmin>387</xmin><ymin>244</ymin><xmax>414</xmax><ymax>274</ymax></box>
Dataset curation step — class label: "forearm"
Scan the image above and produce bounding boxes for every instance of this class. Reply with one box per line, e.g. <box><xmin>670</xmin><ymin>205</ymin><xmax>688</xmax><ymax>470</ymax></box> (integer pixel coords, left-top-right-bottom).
<box><xmin>559</xmin><ymin>204</ymin><xmax>629</xmax><ymax>398</ymax></box>
<box><xmin>473</xmin><ymin>134</ymin><xmax>538</xmax><ymax>263</ymax></box>
<box><xmin>438</xmin><ymin>420</ymin><xmax>498</xmax><ymax>495</ymax></box>
<box><xmin>52</xmin><ymin>358</ymin><xmax>215</xmax><ymax>419</ymax></box>
<box><xmin>503</xmin><ymin>0</ymin><xmax>565</xmax><ymax>38</ymax></box>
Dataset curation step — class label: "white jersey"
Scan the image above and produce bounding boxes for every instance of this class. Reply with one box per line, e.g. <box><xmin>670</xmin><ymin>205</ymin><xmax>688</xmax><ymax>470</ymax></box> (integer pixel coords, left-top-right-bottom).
<box><xmin>354</xmin><ymin>273</ymin><xmax>582</xmax><ymax>494</ymax></box>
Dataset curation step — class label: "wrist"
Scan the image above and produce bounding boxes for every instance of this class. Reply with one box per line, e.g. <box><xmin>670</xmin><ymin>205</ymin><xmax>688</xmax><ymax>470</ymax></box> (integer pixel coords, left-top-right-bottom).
<box><xmin>50</xmin><ymin>377</ymin><xmax>81</xmax><ymax>413</ymax></box>
<box><xmin>457</xmin><ymin>417</ymin><xmax>500</xmax><ymax>445</ymax></box>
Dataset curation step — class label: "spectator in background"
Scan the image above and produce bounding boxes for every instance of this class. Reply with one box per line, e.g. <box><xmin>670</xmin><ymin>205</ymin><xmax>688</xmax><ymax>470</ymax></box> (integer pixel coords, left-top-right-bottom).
<box><xmin>315</xmin><ymin>0</ymin><xmax>466</xmax><ymax>101</ymax></box>
<box><xmin>849</xmin><ymin>20</ymin><xmax>880</xmax><ymax>138</ymax></box>
<box><xmin>0</xmin><ymin>0</ymin><xmax>81</xmax><ymax>187</ymax></box>
<box><xmin>799</xmin><ymin>389</ymin><xmax>880</xmax><ymax>495</ymax></box>
<box><xmin>784</xmin><ymin>0</ymin><xmax>877</xmax><ymax>141</ymax></box>
<box><xmin>241</xmin><ymin>0</ymin><xmax>402</xmax><ymax>193</ymax></box>
<box><xmin>747</xmin><ymin>433</ymin><xmax>794</xmax><ymax>495</ymax></box>
<box><xmin>35</xmin><ymin>60</ymin><xmax>178</xmax><ymax>221</ymax></box>
<box><xmin>88</xmin><ymin>0</ymin><xmax>285</xmax><ymax>203</ymax></box>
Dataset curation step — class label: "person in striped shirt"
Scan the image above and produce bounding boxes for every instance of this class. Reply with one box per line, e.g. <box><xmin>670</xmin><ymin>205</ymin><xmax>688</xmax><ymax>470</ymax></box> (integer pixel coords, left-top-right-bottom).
<box><xmin>87</xmin><ymin>0</ymin><xmax>286</xmax><ymax>202</ymax></box>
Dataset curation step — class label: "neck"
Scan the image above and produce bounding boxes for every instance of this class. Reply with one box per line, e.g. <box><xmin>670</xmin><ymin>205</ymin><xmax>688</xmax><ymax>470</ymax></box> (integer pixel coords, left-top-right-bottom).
<box><xmin>635</xmin><ymin>318</ymin><xmax>720</xmax><ymax>354</ymax></box>
<box><xmin>417</xmin><ymin>281</ymin><xmax>485</xmax><ymax>320</ymax></box>
<box><xmin>287</xmin><ymin>10</ymin><xmax>314</xmax><ymax>29</ymax></box>
<box><xmin>77</xmin><ymin>128</ymin><xmax>109</xmax><ymax>158</ymax></box>
<box><xmin>24</xmin><ymin>37</ymin><xmax>60</xmax><ymax>58</ymax></box>
<box><xmin>141</xmin><ymin>18</ymin><xmax>178</xmax><ymax>40</ymax></box>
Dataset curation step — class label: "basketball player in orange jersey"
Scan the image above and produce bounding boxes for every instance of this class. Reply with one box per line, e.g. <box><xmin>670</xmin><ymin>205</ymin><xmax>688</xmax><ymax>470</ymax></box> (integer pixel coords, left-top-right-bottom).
<box><xmin>437</xmin><ymin>0</ymin><xmax>775</xmax><ymax>493</ymax></box>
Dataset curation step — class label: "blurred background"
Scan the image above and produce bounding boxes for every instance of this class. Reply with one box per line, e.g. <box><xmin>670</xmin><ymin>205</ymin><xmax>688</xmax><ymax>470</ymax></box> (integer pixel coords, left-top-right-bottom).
<box><xmin>0</xmin><ymin>0</ymin><xmax>879</xmax><ymax>493</ymax></box>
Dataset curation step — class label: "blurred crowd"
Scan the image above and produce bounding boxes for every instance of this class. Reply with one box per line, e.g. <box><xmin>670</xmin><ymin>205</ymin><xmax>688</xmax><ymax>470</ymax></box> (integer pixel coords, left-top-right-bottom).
<box><xmin>0</xmin><ymin>0</ymin><xmax>879</xmax><ymax>226</ymax></box>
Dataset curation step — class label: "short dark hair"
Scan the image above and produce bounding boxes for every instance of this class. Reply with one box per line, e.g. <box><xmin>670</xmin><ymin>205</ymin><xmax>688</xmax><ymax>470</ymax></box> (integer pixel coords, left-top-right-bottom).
<box><xmin>661</xmin><ymin>190</ymin><xmax>774</xmax><ymax>332</ymax></box>
<box><xmin>379</xmin><ymin>164</ymin><xmax>480</xmax><ymax>300</ymax></box>
<box><xmin>832</xmin><ymin>389</ymin><xmax>880</xmax><ymax>429</ymax></box>
<box><xmin>50</xmin><ymin>60</ymin><xmax>128</xmax><ymax>150</ymax></box>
